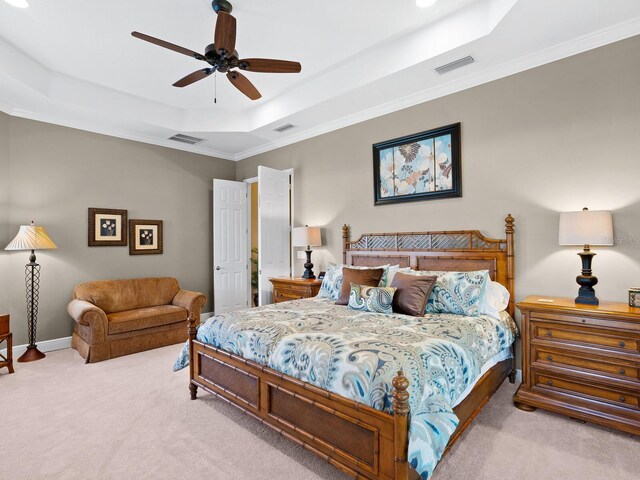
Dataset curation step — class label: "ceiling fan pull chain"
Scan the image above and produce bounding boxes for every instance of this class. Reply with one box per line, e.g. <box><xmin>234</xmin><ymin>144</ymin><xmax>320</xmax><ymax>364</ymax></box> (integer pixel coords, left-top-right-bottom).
<box><xmin>214</xmin><ymin>71</ymin><xmax>217</xmax><ymax>104</ymax></box>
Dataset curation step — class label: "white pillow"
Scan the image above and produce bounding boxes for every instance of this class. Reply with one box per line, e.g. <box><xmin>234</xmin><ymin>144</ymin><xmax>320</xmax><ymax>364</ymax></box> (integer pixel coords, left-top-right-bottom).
<box><xmin>480</xmin><ymin>280</ymin><xmax>510</xmax><ymax>320</ymax></box>
<box><xmin>385</xmin><ymin>265</ymin><xmax>412</xmax><ymax>287</ymax></box>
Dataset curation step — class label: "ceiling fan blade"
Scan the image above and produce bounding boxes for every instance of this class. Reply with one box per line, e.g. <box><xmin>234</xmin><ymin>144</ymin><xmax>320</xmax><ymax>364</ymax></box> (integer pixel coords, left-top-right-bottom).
<box><xmin>227</xmin><ymin>71</ymin><xmax>261</xmax><ymax>100</ymax></box>
<box><xmin>239</xmin><ymin>58</ymin><xmax>302</xmax><ymax>74</ymax></box>
<box><xmin>131</xmin><ymin>31</ymin><xmax>205</xmax><ymax>61</ymax></box>
<box><xmin>214</xmin><ymin>11</ymin><xmax>236</xmax><ymax>57</ymax></box>
<box><xmin>173</xmin><ymin>68</ymin><xmax>214</xmax><ymax>88</ymax></box>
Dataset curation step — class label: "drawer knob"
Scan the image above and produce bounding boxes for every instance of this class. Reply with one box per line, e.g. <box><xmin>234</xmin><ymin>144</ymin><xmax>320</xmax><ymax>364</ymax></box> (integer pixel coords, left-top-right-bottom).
<box><xmin>619</xmin><ymin>341</ymin><xmax>626</xmax><ymax>347</ymax></box>
<box><xmin>581</xmin><ymin>319</ymin><xmax>586</xmax><ymax>323</ymax></box>
<box><xmin>619</xmin><ymin>368</ymin><xmax>626</xmax><ymax>375</ymax></box>
<box><xmin>546</xmin><ymin>380</ymin><xmax>553</xmax><ymax>386</ymax></box>
<box><xmin>619</xmin><ymin>396</ymin><xmax>626</xmax><ymax>403</ymax></box>
<box><xmin>546</xmin><ymin>331</ymin><xmax>553</xmax><ymax>337</ymax></box>
<box><xmin>547</xmin><ymin>355</ymin><xmax>553</xmax><ymax>361</ymax></box>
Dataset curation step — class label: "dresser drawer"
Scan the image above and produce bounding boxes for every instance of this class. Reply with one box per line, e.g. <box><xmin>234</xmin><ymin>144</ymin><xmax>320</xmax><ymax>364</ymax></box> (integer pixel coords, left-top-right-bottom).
<box><xmin>532</xmin><ymin>346</ymin><xmax>639</xmax><ymax>381</ymax></box>
<box><xmin>274</xmin><ymin>283</ymin><xmax>309</xmax><ymax>295</ymax></box>
<box><xmin>532</xmin><ymin>321</ymin><xmax>638</xmax><ymax>353</ymax></box>
<box><xmin>534</xmin><ymin>372</ymin><xmax>639</xmax><ymax>409</ymax></box>
<box><xmin>274</xmin><ymin>290</ymin><xmax>306</xmax><ymax>303</ymax></box>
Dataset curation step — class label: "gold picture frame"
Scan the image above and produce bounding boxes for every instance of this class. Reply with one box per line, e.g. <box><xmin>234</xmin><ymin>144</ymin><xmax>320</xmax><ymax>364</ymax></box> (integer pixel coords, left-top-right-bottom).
<box><xmin>129</xmin><ymin>219</ymin><xmax>163</xmax><ymax>255</ymax></box>
<box><xmin>88</xmin><ymin>208</ymin><xmax>128</xmax><ymax>246</ymax></box>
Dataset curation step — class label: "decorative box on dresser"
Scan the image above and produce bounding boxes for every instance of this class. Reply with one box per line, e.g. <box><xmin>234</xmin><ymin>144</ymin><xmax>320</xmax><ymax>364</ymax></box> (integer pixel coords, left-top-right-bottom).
<box><xmin>269</xmin><ymin>277</ymin><xmax>322</xmax><ymax>303</ymax></box>
<box><xmin>514</xmin><ymin>296</ymin><xmax>640</xmax><ymax>435</ymax></box>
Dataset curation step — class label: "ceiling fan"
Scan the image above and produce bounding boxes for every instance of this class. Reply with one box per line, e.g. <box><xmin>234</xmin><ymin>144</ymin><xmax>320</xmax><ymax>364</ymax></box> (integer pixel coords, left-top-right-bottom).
<box><xmin>131</xmin><ymin>0</ymin><xmax>302</xmax><ymax>101</ymax></box>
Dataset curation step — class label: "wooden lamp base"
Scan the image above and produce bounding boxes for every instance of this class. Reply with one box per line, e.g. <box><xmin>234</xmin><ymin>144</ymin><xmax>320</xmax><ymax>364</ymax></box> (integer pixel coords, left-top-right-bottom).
<box><xmin>18</xmin><ymin>345</ymin><xmax>46</xmax><ymax>363</ymax></box>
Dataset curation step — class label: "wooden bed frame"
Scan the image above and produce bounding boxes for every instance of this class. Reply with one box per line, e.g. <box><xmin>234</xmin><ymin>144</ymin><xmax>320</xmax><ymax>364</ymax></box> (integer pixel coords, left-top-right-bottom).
<box><xmin>188</xmin><ymin>214</ymin><xmax>516</xmax><ymax>480</ymax></box>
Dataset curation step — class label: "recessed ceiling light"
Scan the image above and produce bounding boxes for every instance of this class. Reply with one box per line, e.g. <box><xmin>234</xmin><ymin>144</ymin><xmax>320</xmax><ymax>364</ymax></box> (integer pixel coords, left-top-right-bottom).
<box><xmin>4</xmin><ymin>0</ymin><xmax>29</xmax><ymax>8</ymax></box>
<box><xmin>416</xmin><ymin>0</ymin><xmax>437</xmax><ymax>7</ymax></box>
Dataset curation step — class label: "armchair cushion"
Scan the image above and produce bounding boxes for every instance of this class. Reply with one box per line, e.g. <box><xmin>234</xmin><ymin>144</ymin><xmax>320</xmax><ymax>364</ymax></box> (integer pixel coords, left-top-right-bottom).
<box><xmin>107</xmin><ymin>305</ymin><xmax>186</xmax><ymax>335</ymax></box>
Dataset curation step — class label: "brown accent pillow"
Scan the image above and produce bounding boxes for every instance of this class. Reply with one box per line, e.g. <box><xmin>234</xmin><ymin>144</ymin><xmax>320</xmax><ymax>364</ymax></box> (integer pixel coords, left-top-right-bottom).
<box><xmin>390</xmin><ymin>273</ymin><xmax>438</xmax><ymax>316</ymax></box>
<box><xmin>336</xmin><ymin>268</ymin><xmax>384</xmax><ymax>305</ymax></box>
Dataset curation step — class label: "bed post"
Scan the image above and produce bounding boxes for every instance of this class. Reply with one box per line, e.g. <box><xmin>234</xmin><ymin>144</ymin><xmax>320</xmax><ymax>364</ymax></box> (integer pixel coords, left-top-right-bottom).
<box><xmin>505</xmin><ymin>214</ymin><xmax>517</xmax><ymax>384</ymax></box>
<box><xmin>188</xmin><ymin>313</ymin><xmax>198</xmax><ymax>400</ymax></box>
<box><xmin>392</xmin><ymin>370</ymin><xmax>411</xmax><ymax>480</ymax></box>
<box><xmin>342</xmin><ymin>224</ymin><xmax>349</xmax><ymax>264</ymax></box>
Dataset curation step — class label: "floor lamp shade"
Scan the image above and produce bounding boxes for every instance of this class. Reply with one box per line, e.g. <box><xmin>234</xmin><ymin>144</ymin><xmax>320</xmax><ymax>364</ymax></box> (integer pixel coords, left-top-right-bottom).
<box><xmin>5</xmin><ymin>222</ymin><xmax>57</xmax><ymax>363</ymax></box>
<box><xmin>558</xmin><ymin>208</ymin><xmax>613</xmax><ymax>305</ymax></box>
<box><xmin>5</xmin><ymin>224</ymin><xmax>58</xmax><ymax>251</ymax></box>
<box><xmin>292</xmin><ymin>226</ymin><xmax>322</xmax><ymax>279</ymax></box>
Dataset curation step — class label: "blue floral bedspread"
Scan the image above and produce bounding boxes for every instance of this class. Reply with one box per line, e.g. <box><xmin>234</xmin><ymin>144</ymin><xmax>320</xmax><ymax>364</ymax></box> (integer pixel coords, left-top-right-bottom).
<box><xmin>174</xmin><ymin>297</ymin><xmax>517</xmax><ymax>479</ymax></box>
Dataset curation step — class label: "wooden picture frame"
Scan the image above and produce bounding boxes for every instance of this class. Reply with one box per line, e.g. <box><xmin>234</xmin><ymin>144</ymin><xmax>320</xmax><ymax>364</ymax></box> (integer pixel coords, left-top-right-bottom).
<box><xmin>373</xmin><ymin>123</ymin><xmax>461</xmax><ymax>206</ymax></box>
<box><xmin>129</xmin><ymin>219</ymin><xmax>163</xmax><ymax>255</ymax></box>
<box><xmin>88</xmin><ymin>208</ymin><xmax>128</xmax><ymax>246</ymax></box>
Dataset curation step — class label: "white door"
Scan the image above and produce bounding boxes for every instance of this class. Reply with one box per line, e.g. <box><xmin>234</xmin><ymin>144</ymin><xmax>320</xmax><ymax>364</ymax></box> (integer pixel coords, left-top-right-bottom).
<box><xmin>213</xmin><ymin>179</ymin><xmax>249</xmax><ymax>314</ymax></box>
<box><xmin>258</xmin><ymin>166</ymin><xmax>291</xmax><ymax>305</ymax></box>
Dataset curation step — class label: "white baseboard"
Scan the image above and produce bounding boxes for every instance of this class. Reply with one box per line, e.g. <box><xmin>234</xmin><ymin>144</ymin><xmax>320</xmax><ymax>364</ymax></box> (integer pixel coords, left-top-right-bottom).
<box><xmin>0</xmin><ymin>336</ymin><xmax>72</xmax><ymax>358</ymax></box>
<box><xmin>201</xmin><ymin>311</ymin><xmax>214</xmax><ymax>321</ymax></box>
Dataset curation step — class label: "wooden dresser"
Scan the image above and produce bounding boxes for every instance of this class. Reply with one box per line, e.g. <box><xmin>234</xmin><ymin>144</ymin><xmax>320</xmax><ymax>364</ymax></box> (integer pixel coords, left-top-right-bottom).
<box><xmin>269</xmin><ymin>277</ymin><xmax>322</xmax><ymax>303</ymax></box>
<box><xmin>514</xmin><ymin>296</ymin><xmax>640</xmax><ymax>434</ymax></box>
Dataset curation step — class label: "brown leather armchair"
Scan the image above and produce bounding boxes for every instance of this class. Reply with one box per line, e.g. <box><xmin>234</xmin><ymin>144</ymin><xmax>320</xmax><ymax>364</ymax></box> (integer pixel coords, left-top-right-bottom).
<box><xmin>68</xmin><ymin>277</ymin><xmax>206</xmax><ymax>363</ymax></box>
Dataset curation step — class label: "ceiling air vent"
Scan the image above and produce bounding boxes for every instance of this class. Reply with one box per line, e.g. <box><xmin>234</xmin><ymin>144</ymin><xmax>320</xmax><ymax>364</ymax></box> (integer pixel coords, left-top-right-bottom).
<box><xmin>273</xmin><ymin>123</ymin><xmax>295</xmax><ymax>133</ymax></box>
<box><xmin>168</xmin><ymin>133</ymin><xmax>206</xmax><ymax>145</ymax></box>
<box><xmin>435</xmin><ymin>56</ymin><xmax>475</xmax><ymax>75</ymax></box>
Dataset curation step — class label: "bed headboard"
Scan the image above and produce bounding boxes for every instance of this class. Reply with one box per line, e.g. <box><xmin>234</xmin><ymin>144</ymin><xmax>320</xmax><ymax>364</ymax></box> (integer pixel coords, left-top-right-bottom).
<box><xmin>342</xmin><ymin>214</ymin><xmax>515</xmax><ymax>316</ymax></box>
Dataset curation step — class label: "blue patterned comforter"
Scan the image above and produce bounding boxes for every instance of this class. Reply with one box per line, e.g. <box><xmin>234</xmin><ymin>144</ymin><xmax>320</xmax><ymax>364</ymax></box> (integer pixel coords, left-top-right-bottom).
<box><xmin>174</xmin><ymin>297</ymin><xmax>517</xmax><ymax>479</ymax></box>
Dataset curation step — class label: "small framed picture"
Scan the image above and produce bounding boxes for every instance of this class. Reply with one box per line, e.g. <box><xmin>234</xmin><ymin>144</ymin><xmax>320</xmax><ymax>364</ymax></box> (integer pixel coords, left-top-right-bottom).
<box><xmin>129</xmin><ymin>219</ymin><xmax>163</xmax><ymax>255</ymax></box>
<box><xmin>88</xmin><ymin>208</ymin><xmax>128</xmax><ymax>246</ymax></box>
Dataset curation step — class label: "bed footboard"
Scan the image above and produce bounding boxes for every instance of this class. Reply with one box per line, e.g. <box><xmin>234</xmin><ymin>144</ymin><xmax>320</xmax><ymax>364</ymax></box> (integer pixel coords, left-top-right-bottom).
<box><xmin>187</xmin><ymin>317</ymin><xmax>415</xmax><ymax>480</ymax></box>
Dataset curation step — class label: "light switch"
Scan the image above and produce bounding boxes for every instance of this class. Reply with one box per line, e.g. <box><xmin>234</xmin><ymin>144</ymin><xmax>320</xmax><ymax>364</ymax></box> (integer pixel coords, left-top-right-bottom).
<box><xmin>297</xmin><ymin>251</ymin><xmax>306</xmax><ymax>260</ymax></box>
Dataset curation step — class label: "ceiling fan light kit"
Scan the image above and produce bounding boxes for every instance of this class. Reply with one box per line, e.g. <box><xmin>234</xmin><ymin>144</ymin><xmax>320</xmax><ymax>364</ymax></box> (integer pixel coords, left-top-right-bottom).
<box><xmin>131</xmin><ymin>0</ymin><xmax>301</xmax><ymax>101</ymax></box>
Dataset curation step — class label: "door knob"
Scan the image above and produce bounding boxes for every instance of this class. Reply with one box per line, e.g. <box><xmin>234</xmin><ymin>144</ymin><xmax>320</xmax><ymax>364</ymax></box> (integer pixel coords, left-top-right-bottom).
<box><xmin>215</xmin><ymin>266</ymin><xmax>221</xmax><ymax>271</ymax></box>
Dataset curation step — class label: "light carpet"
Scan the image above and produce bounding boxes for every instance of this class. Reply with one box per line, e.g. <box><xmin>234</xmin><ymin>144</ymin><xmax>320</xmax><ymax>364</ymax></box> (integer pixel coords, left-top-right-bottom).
<box><xmin>0</xmin><ymin>345</ymin><xmax>638</xmax><ymax>480</ymax></box>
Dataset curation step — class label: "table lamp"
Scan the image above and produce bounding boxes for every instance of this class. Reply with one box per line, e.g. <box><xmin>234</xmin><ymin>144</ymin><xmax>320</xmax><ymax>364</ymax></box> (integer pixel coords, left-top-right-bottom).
<box><xmin>5</xmin><ymin>221</ymin><xmax>57</xmax><ymax>362</ymax></box>
<box><xmin>559</xmin><ymin>208</ymin><xmax>613</xmax><ymax>305</ymax></box>
<box><xmin>292</xmin><ymin>226</ymin><xmax>322</xmax><ymax>279</ymax></box>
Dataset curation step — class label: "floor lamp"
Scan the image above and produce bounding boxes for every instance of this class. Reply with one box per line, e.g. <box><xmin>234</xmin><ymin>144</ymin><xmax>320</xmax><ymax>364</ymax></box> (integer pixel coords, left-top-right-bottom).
<box><xmin>5</xmin><ymin>221</ymin><xmax>57</xmax><ymax>362</ymax></box>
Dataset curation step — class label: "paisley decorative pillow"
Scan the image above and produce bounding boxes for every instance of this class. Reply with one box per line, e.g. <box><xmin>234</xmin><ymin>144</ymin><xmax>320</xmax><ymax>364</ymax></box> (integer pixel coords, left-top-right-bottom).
<box><xmin>423</xmin><ymin>270</ymin><xmax>490</xmax><ymax>316</ymax></box>
<box><xmin>347</xmin><ymin>284</ymin><xmax>396</xmax><ymax>314</ymax></box>
<box><xmin>317</xmin><ymin>263</ymin><xmax>344</xmax><ymax>300</ymax></box>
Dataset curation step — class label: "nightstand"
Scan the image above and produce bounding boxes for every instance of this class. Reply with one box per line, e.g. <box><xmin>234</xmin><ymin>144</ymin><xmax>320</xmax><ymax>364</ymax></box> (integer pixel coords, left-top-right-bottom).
<box><xmin>514</xmin><ymin>296</ymin><xmax>640</xmax><ymax>435</ymax></box>
<box><xmin>270</xmin><ymin>277</ymin><xmax>322</xmax><ymax>303</ymax></box>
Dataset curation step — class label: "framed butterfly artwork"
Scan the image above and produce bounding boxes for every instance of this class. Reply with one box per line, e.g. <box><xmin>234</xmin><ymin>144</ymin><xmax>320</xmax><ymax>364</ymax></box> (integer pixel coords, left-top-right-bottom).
<box><xmin>372</xmin><ymin>123</ymin><xmax>461</xmax><ymax>205</ymax></box>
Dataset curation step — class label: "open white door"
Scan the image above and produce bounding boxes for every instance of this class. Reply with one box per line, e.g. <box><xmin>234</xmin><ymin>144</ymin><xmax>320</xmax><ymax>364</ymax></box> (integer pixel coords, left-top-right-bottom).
<box><xmin>258</xmin><ymin>166</ymin><xmax>291</xmax><ymax>305</ymax></box>
<box><xmin>213</xmin><ymin>179</ymin><xmax>249</xmax><ymax>314</ymax></box>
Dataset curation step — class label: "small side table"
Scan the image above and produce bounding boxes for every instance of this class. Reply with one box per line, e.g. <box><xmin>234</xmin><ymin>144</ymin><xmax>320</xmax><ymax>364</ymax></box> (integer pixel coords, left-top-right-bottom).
<box><xmin>0</xmin><ymin>314</ymin><xmax>14</xmax><ymax>374</ymax></box>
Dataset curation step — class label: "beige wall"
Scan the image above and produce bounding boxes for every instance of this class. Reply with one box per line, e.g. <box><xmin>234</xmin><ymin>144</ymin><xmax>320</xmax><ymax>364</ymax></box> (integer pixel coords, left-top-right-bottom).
<box><xmin>0</xmin><ymin>113</ymin><xmax>9</xmax><ymax>316</ymax></box>
<box><xmin>0</xmin><ymin>115</ymin><xmax>236</xmax><ymax>345</ymax></box>
<box><xmin>236</xmin><ymin>36</ymin><xmax>640</xmax><ymax>315</ymax></box>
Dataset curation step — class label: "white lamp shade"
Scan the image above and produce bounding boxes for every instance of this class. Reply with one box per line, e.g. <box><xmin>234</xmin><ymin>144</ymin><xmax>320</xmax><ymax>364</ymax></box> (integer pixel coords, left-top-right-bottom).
<box><xmin>5</xmin><ymin>224</ymin><xmax>57</xmax><ymax>251</ymax></box>
<box><xmin>559</xmin><ymin>209</ymin><xmax>613</xmax><ymax>246</ymax></box>
<box><xmin>292</xmin><ymin>226</ymin><xmax>322</xmax><ymax>247</ymax></box>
